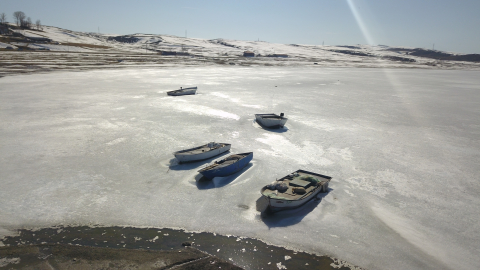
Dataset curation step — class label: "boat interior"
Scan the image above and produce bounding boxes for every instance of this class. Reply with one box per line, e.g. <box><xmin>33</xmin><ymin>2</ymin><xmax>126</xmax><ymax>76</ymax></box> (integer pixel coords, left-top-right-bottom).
<box><xmin>169</xmin><ymin>86</ymin><xmax>197</xmax><ymax>91</ymax></box>
<box><xmin>199</xmin><ymin>153</ymin><xmax>250</xmax><ymax>171</ymax></box>
<box><xmin>262</xmin><ymin>171</ymin><xmax>329</xmax><ymax>200</ymax></box>
<box><xmin>176</xmin><ymin>143</ymin><xmax>228</xmax><ymax>155</ymax></box>
<box><xmin>256</xmin><ymin>113</ymin><xmax>286</xmax><ymax>119</ymax></box>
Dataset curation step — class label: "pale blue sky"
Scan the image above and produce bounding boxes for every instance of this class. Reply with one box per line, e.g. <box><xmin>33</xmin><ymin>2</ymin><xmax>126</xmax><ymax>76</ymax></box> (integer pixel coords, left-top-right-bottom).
<box><xmin>2</xmin><ymin>0</ymin><xmax>479</xmax><ymax>53</ymax></box>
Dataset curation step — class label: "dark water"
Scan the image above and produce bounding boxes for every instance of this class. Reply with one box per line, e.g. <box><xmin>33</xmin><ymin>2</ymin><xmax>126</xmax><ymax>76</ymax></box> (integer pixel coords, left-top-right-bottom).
<box><xmin>1</xmin><ymin>226</ymin><xmax>354</xmax><ymax>269</ymax></box>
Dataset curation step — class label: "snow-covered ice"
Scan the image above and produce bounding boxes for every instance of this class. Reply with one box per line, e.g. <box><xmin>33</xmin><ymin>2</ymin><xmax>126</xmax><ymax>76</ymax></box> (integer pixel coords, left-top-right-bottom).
<box><xmin>0</xmin><ymin>67</ymin><xmax>479</xmax><ymax>270</ymax></box>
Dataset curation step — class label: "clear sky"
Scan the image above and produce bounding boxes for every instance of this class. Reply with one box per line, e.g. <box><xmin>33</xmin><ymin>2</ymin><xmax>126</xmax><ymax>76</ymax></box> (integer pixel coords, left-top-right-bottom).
<box><xmin>2</xmin><ymin>0</ymin><xmax>479</xmax><ymax>54</ymax></box>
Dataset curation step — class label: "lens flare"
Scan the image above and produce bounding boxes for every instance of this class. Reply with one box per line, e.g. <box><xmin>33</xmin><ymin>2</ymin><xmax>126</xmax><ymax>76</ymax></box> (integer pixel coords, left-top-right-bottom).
<box><xmin>346</xmin><ymin>0</ymin><xmax>375</xmax><ymax>45</ymax></box>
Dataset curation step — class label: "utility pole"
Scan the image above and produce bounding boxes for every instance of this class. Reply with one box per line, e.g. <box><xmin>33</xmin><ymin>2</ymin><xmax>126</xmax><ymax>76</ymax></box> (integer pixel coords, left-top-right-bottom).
<box><xmin>433</xmin><ymin>43</ymin><xmax>435</xmax><ymax>50</ymax></box>
<box><xmin>185</xmin><ymin>30</ymin><xmax>187</xmax><ymax>38</ymax></box>
<box><xmin>323</xmin><ymin>41</ymin><xmax>325</xmax><ymax>59</ymax></box>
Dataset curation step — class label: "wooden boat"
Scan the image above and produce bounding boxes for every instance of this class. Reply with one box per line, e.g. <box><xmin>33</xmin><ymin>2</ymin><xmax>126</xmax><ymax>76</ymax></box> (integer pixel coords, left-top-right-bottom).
<box><xmin>167</xmin><ymin>87</ymin><xmax>197</xmax><ymax>96</ymax></box>
<box><xmin>255</xmin><ymin>113</ymin><xmax>287</xmax><ymax>128</ymax></box>
<box><xmin>174</xmin><ymin>142</ymin><xmax>231</xmax><ymax>163</ymax></box>
<box><xmin>258</xmin><ymin>170</ymin><xmax>331</xmax><ymax>212</ymax></box>
<box><xmin>198</xmin><ymin>152</ymin><xmax>253</xmax><ymax>179</ymax></box>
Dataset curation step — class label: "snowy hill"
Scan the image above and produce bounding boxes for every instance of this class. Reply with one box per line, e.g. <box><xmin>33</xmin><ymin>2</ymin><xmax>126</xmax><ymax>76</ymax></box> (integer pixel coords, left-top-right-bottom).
<box><xmin>1</xmin><ymin>24</ymin><xmax>479</xmax><ymax>77</ymax></box>
<box><xmin>12</xmin><ymin>25</ymin><xmax>430</xmax><ymax>61</ymax></box>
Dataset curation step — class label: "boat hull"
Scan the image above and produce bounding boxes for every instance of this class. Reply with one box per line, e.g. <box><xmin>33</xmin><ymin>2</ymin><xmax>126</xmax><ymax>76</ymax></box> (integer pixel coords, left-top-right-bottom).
<box><xmin>199</xmin><ymin>152</ymin><xmax>253</xmax><ymax>179</ymax></box>
<box><xmin>263</xmin><ymin>182</ymin><xmax>329</xmax><ymax>212</ymax></box>
<box><xmin>167</xmin><ymin>87</ymin><xmax>197</xmax><ymax>96</ymax></box>
<box><xmin>255</xmin><ymin>114</ymin><xmax>288</xmax><ymax>128</ymax></box>
<box><xmin>259</xmin><ymin>170</ymin><xmax>331</xmax><ymax>213</ymax></box>
<box><xmin>174</xmin><ymin>144</ymin><xmax>231</xmax><ymax>163</ymax></box>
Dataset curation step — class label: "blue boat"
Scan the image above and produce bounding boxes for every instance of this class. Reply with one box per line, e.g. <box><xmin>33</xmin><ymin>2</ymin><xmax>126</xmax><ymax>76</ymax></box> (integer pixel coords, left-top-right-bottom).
<box><xmin>198</xmin><ymin>152</ymin><xmax>253</xmax><ymax>179</ymax></box>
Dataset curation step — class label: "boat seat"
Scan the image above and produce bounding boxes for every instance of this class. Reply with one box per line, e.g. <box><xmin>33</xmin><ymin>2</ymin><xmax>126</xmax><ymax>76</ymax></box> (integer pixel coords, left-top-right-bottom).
<box><xmin>226</xmin><ymin>155</ymin><xmax>243</xmax><ymax>160</ymax></box>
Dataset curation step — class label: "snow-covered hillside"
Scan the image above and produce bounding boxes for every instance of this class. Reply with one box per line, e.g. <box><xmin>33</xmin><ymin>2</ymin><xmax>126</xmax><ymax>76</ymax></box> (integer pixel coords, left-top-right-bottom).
<box><xmin>1</xmin><ymin>24</ymin><xmax>479</xmax><ymax>77</ymax></box>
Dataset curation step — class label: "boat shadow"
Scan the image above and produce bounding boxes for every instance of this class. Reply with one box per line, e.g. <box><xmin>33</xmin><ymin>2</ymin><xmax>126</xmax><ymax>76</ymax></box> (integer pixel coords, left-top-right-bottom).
<box><xmin>195</xmin><ymin>163</ymin><xmax>254</xmax><ymax>190</ymax></box>
<box><xmin>260</xmin><ymin>188</ymin><xmax>333</xmax><ymax>228</ymax></box>
<box><xmin>252</xmin><ymin>120</ymin><xmax>288</xmax><ymax>133</ymax></box>
<box><xmin>167</xmin><ymin>151</ymin><xmax>231</xmax><ymax>171</ymax></box>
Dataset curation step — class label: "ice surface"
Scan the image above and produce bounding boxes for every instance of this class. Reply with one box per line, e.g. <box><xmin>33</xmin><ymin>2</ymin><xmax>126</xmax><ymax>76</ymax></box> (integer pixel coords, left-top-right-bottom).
<box><xmin>1</xmin><ymin>67</ymin><xmax>479</xmax><ymax>270</ymax></box>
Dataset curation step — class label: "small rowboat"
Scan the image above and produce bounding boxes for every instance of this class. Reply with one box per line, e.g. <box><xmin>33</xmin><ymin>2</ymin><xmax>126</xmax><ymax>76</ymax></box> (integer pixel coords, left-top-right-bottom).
<box><xmin>255</xmin><ymin>113</ymin><xmax>287</xmax><ymax>128</ymax></box>
<box><xmin>167</xmin><ymin>87</ymin><xmax>197</xmax><ymax>96</ymax></box>
<box><xmin>257</xmin><ymin>170</ymin><xmax>331</xmax><ymax>212</ymax></box>
<box><xmin>198</xmin><ymin>152</ymin><xmax>253</xmax><ymax>179</ymax></box>
<box><xmin>174</xmin><ymin>142</ymin><xmax>231</xmax><ymax>163</ymax></box>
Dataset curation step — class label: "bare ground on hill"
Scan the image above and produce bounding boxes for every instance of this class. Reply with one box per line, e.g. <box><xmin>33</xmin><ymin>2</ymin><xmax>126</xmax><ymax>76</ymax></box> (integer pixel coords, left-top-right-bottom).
<box><xmin>2</xmin><ymin>50</ymin><xmax>479</xmax><ymax>78</ymax></box>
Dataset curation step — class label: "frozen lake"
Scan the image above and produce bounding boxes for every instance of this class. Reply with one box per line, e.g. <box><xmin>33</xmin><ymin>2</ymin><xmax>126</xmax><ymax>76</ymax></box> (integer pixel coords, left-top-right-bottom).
<box><xmin>1</xmin><ymin>67</ymin><xmax>479</xmax><ymax>270</ymax></box>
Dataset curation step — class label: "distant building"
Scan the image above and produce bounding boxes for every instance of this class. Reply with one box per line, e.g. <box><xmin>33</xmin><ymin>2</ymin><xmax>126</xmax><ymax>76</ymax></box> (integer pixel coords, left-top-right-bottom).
<box><xmin>27</xmin><ymin>36</ymin><xmax>51</xmax><ymax>43</ymax></box>
<box><xmin>269</xmin><ymin>54</ymin><xmax>288</xmax><ymax>58</ymax></box>
<box><xmin>160</xmin><ymin>51</ymin><xmax>177</xmax><ymax>56</ymax></box>
<box><xmin>243</xmin><ymin>51</ymin><xmax>255</xmax><ymax>57</ymax></box>
<box><xmin>0</xmin><ymin>25</ymin><xmax>12</xmax><ymax>35</ymax></box>
<box><xmin>12</xmin><ymin>31</ymin><xmax>24</xmax><ymax>37</ymax></box>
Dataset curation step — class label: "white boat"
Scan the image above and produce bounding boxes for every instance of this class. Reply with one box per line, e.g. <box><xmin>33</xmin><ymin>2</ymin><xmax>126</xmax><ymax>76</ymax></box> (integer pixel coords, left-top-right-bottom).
<box><xmin>174</xmin><ymin>142</ymin><xmax>231</xmax><ymax>163</ymax></box>
<box><xmin>167</xmin><ymin>87</ymin><xmax>197</xmax><ymax>96</ymax></box>
<box><xmin>255</xmin><ymin>113</ymin><xmax>287</xmax><ymax>128</ymax></box>
<box><xmin>257</xmin><ymin>170</ymin><xmax>331</xmax><ymax>212</ymax></box>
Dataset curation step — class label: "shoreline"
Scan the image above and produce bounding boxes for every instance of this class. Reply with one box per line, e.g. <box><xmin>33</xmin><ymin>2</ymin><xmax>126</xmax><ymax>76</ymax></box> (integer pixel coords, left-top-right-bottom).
<box><xmin>2</xmin><ymin>50</ymin><xmax>480</xmax><ymax>78</ymax></box>
<box><xmin>0</xmin><ymin>225</ymin><xmax>363</xmax><ymax>269</ymax></box>
<box><xmin>0</xmin><ymin>244</ymin><xmax>242</xmax><ymax>269</ymax></box>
